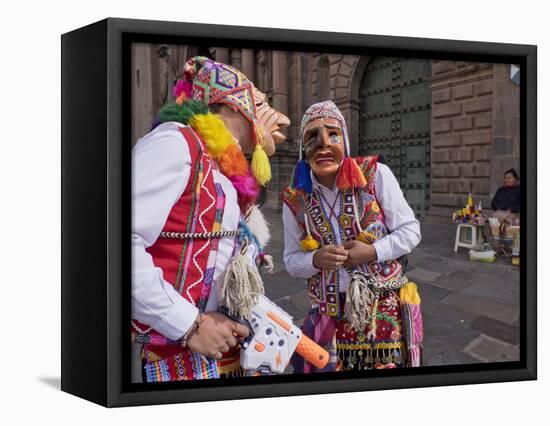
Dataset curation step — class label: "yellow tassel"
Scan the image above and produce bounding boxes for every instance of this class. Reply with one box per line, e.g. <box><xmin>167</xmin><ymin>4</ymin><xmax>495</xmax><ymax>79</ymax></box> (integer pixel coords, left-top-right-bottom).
<box><xmin>189</xmin><ymin>113</ymin><xmax>233</xmax><ymax>159</ymax></box>
<box><xmin>356</xmin><ymin>230</ymin><xmax>377</xmax><ymax>244</ymax></box>
<box><xmin>399</xmin><ymin>282</ymin><xmax>421</xmax><ymax>305</ymax></box>
<box><xmin>251</xmin><ymin>144</ymin><xmax>271</xmax><ymax>186</ymax></box>
<box><xmin>300</xmin><ymin>234</ymin><xmax>320</xmax><ymax>251</ymax></box>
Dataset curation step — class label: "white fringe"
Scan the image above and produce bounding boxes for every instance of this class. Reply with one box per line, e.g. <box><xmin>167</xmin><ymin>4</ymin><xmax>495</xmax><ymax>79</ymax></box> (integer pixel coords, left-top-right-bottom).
<box><xmin>246</xmin><ymin>204</ymin><xmax>271</xmax><ymax>248</ymax></box>
<box><xmin>220</xmin><ymin>251</ymin><xmax>265</xmax><ymax>318</ymax></box>
<box><xmin>345</xmin><ymin>271</ymin><xmax>375</xmax><ymax>332</ymax></box>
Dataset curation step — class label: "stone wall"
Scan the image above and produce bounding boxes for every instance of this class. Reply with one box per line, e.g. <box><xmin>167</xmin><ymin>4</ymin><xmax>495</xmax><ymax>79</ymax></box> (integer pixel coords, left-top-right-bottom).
<box><xmin>429</xmin><ymin>61</ymin><xmax>493</xmax><ymax>221</ymax></box>
<box><xmin>426</xmin><ymin>61</ymin><xmax>520</xmax><ymax>222</ymax></box>
<box><xmin>490</xmin><ymin>64</ymin><xmax>521</xmax><ymax>194</ymax></box>
<box><xmin>131</xmin><ymin>43</ymin><xmax>199</xmax><ymax>146</ymax></box>
<box><xmin>131</xmin><ymin>46</ymin><xmax>520</xmax><ymax>220</ymax></box>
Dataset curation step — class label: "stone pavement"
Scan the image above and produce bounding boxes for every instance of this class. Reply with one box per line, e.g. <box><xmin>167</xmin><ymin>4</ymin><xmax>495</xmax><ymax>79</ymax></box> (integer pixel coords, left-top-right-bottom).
<box><xmin>261</xmin><ymin>209</ymin><xmax>520</xmax><ymax>366</ymax></box>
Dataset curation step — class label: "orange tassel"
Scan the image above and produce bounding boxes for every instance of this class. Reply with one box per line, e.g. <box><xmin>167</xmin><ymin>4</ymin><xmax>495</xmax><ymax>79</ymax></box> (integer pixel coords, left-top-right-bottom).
<box><xmin>336</xmin><ymin>157</ymin><xmax>367</xmax><ymax>190</ymax></box>
<box><xmin>175</xmin><ymin>92</ymin><xmax>186</xmax><ymax>106</ymax></box>
<box><xmin>217</xmin><ymin>144</ymin><xmax>249</xmax><ymax>176</ymax></box>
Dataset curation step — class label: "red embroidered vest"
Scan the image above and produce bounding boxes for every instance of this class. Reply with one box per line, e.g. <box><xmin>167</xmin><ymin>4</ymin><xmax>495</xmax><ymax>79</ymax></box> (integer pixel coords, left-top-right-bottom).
<box><xmin>146</xmin><ymin>126</ymin><xmax>220</xmax><ymax>309</ymax></box>
<box><xmin>133</xmin><ymin>126</ymin><xmax>227</xmax><ymax>381</ymax></box>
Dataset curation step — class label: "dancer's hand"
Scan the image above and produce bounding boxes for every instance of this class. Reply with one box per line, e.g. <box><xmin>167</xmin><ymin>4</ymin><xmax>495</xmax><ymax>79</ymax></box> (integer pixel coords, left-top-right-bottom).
<box><xmin>343</xmin><ymin>240</ymin><xmax>377</xmax><ymax>266</ymax></box>
<box><xmin>186</xmin><ymin>312</ymin><xmax>249</xmax><ymax>359</ymax></box>
<box><xmin>312</xmin><ymin>244</ymin><xmax>349</xmax><ymax>270</ymax></box>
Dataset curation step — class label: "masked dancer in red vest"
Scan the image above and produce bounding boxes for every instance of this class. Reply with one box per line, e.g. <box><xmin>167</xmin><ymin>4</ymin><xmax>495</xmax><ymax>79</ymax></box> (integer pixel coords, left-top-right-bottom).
<box><xmin>282</xmin><ymin>100</ymin><xmax>423</xmax><ymax>372</ymax></box>
<box><xmin>132</xmin><ymin>56</ymin><xmax>290</xmax><ymax>382</ymax></box>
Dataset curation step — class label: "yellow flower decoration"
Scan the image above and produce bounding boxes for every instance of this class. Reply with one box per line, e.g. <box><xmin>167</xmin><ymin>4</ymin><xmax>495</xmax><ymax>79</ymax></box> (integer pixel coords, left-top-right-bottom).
<box><xmin>371</xmin><ymin>201</ymin><xmax>380</xmax><ymax>213</ymax></box>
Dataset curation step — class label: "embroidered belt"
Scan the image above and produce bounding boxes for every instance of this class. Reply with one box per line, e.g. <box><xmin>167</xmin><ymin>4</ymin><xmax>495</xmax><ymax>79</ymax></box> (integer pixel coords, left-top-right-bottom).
<box><xmin>159</xmin><ymin>230</ymin><xmax>240</xmax><ymax>240</ymax></box>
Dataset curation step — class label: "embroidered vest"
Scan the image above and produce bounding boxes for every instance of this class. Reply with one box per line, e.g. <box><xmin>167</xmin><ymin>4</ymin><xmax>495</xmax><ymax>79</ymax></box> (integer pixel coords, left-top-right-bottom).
<box><xmin>281</xmin><ymin>156</ymin><xmax>403</xmax><ymax>317</ymax></box>
<box><xmin>133</xmin><ymin>126</ymin><xmax>228</xmax><ymax>381</ymax></box>
<box><xmin>146</xmin><ymin>126</ymin><xmax>224</xmax><ymax>309</ymax></box>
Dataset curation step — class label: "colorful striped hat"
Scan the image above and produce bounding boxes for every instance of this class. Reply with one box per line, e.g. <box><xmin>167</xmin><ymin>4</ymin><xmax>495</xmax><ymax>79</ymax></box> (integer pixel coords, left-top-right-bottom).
<box><xmin>174</xmin><ymin>56</ymin><xmax>271</xmax><ymax>185</ymax></box>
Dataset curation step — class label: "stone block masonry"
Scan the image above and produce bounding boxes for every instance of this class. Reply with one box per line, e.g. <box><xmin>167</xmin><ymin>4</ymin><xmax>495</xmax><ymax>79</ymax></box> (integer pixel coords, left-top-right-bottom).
<box><xmin>427</xmin><ymin>61</ymin><xmax>519</xmax><ymax>222</ymax></box>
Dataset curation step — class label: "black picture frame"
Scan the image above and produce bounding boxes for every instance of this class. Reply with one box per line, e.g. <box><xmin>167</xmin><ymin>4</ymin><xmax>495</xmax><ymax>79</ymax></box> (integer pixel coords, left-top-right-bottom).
<box><xmin>61</xmin><ymin>17</ymin><xmax>537</xmax><ymax>407</ymax></box>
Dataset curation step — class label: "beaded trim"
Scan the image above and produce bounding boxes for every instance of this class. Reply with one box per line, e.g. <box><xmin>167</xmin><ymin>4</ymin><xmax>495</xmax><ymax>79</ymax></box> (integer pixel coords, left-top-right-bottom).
<box><xmin>159</xmin><ymin>230</ymin><xmax>240</xmax><ymax>240</ymax></box>
<box><xmin>365</xmin><ymin>273</ymin><xmax>410</xmax><ymax>292</ymax></box>
<box><xmin>336</xmin><ymin>341</ymin><xmax>405</xmax><ymax>351</ymax></box>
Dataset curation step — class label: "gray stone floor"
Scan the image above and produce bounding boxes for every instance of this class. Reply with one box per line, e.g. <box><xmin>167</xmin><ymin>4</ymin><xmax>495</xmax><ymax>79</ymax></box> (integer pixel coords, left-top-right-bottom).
<box><xmin>261</xmin><ymin>209</ymin><xmax>520</xmax><ymax>366</ymax></box>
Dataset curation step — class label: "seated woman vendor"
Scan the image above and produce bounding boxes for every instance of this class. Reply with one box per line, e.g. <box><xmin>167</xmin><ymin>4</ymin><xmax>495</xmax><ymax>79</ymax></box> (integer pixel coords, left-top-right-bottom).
<box><xmin>491</xmin><ymin>168</ymin><xmax>520</xmax><ymax>223</ymax></box>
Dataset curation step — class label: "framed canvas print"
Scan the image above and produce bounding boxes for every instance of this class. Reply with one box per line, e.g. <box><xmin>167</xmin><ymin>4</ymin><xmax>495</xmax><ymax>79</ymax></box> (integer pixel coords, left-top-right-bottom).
<box><xmin>61</xmin><ymin>17</ymin><xmax>537</xmax><ymax>407</ymax></box>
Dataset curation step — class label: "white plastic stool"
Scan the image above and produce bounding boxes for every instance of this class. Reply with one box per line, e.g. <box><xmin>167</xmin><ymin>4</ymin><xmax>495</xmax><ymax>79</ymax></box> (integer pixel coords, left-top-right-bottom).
<box><xmin>454</xmin><ymin>223</ymin><xmax>484</xmax><ymax>252</ymax></box>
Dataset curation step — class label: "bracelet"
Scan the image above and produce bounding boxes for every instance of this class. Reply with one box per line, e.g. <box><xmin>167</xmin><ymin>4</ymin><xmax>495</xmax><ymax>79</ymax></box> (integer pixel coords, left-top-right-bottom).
<box><xmin>181</xmin><ymin>312</ymin><xmax>204</xmax><ymax>348</ymax></box>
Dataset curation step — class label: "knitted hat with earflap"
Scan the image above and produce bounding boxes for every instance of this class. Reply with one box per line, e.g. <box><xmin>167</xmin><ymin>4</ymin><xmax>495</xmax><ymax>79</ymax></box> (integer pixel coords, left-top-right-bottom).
<box><xmin>174</xmin><ymin>56</ymin><xmax>271</xmax><ymax>186</ymax></box>
<box><xmin>290</xmin><ymin>100</ymin><xmax>368</xmax><ymax>251</ymax></box>
<box><xmin>291</xmin><ymin>100</ymin><xmax>366</xmax><ymax>194</ymax></box>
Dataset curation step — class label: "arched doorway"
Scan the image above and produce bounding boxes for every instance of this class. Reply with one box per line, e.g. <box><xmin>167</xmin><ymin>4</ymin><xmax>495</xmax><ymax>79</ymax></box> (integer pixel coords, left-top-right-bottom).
<box><xmin>359</xmin><ymin>57</ymin><xmax>432</xmax><ymax>216</ymax></box>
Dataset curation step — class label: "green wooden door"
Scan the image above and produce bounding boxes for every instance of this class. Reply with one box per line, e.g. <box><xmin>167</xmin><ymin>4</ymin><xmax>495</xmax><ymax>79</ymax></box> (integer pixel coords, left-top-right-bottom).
<box><xmin>359</xmin><ymin>57</ymin><xmax>432</xmax><ymax>217</ymax></box>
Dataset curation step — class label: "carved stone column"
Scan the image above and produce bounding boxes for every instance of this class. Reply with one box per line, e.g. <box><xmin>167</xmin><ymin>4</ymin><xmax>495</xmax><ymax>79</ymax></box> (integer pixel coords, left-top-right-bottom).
<box><xmin>242</xmin><ymin>49</ymin><xmax>255</xmax><ymax>81</ymax></box>
<box><xmin>265</xmin><ymin>51</ymin><xmax>290</xmax><ymax>210</ymax></box>
<box><xmin>230</xmin><ymin>49</ymin><xmax>242</xmax><ymax>70</ymax></box>
<box><xmin>131</xmin><ymin>43</ymin><xmax>154</xmax><ymax>146</ymax></box>
<box><xmin>213</xmin><ymin>47</ymin><xmax>229</xmax><ymax>64</ymax></box>
<box><xmin>272</xmin><ymin>51</ymin><xmax>288</xmax><ymax>114</ymax></box>
<box><xmin>254</xmin><ymin>51</ymin><xmax>265</xmax><ymax>92</ymax></box>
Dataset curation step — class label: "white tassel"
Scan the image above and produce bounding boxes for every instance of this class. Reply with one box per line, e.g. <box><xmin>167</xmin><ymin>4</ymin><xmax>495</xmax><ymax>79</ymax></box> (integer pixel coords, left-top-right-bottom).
<box><xmin>220</xmin><ymin>241</ymin><xmax>265</xmax><ymax>318</ymax></box>
<box><xmin>345</xmin><ymin>271</ymin><xmax>374</xmax><ymax>332</ymax></box>
<box><xmin>351</xmin><ymin>191</ymin><xmax>364</xmax><ymax>234</ymax></box>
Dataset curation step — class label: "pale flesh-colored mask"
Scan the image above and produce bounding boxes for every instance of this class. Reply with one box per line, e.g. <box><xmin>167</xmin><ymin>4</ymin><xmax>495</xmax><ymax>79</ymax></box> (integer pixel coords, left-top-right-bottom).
<box><xmin>253</xmin><ymin>87</ymin><xmax>291</xmax><ymax>156</ymax></box>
